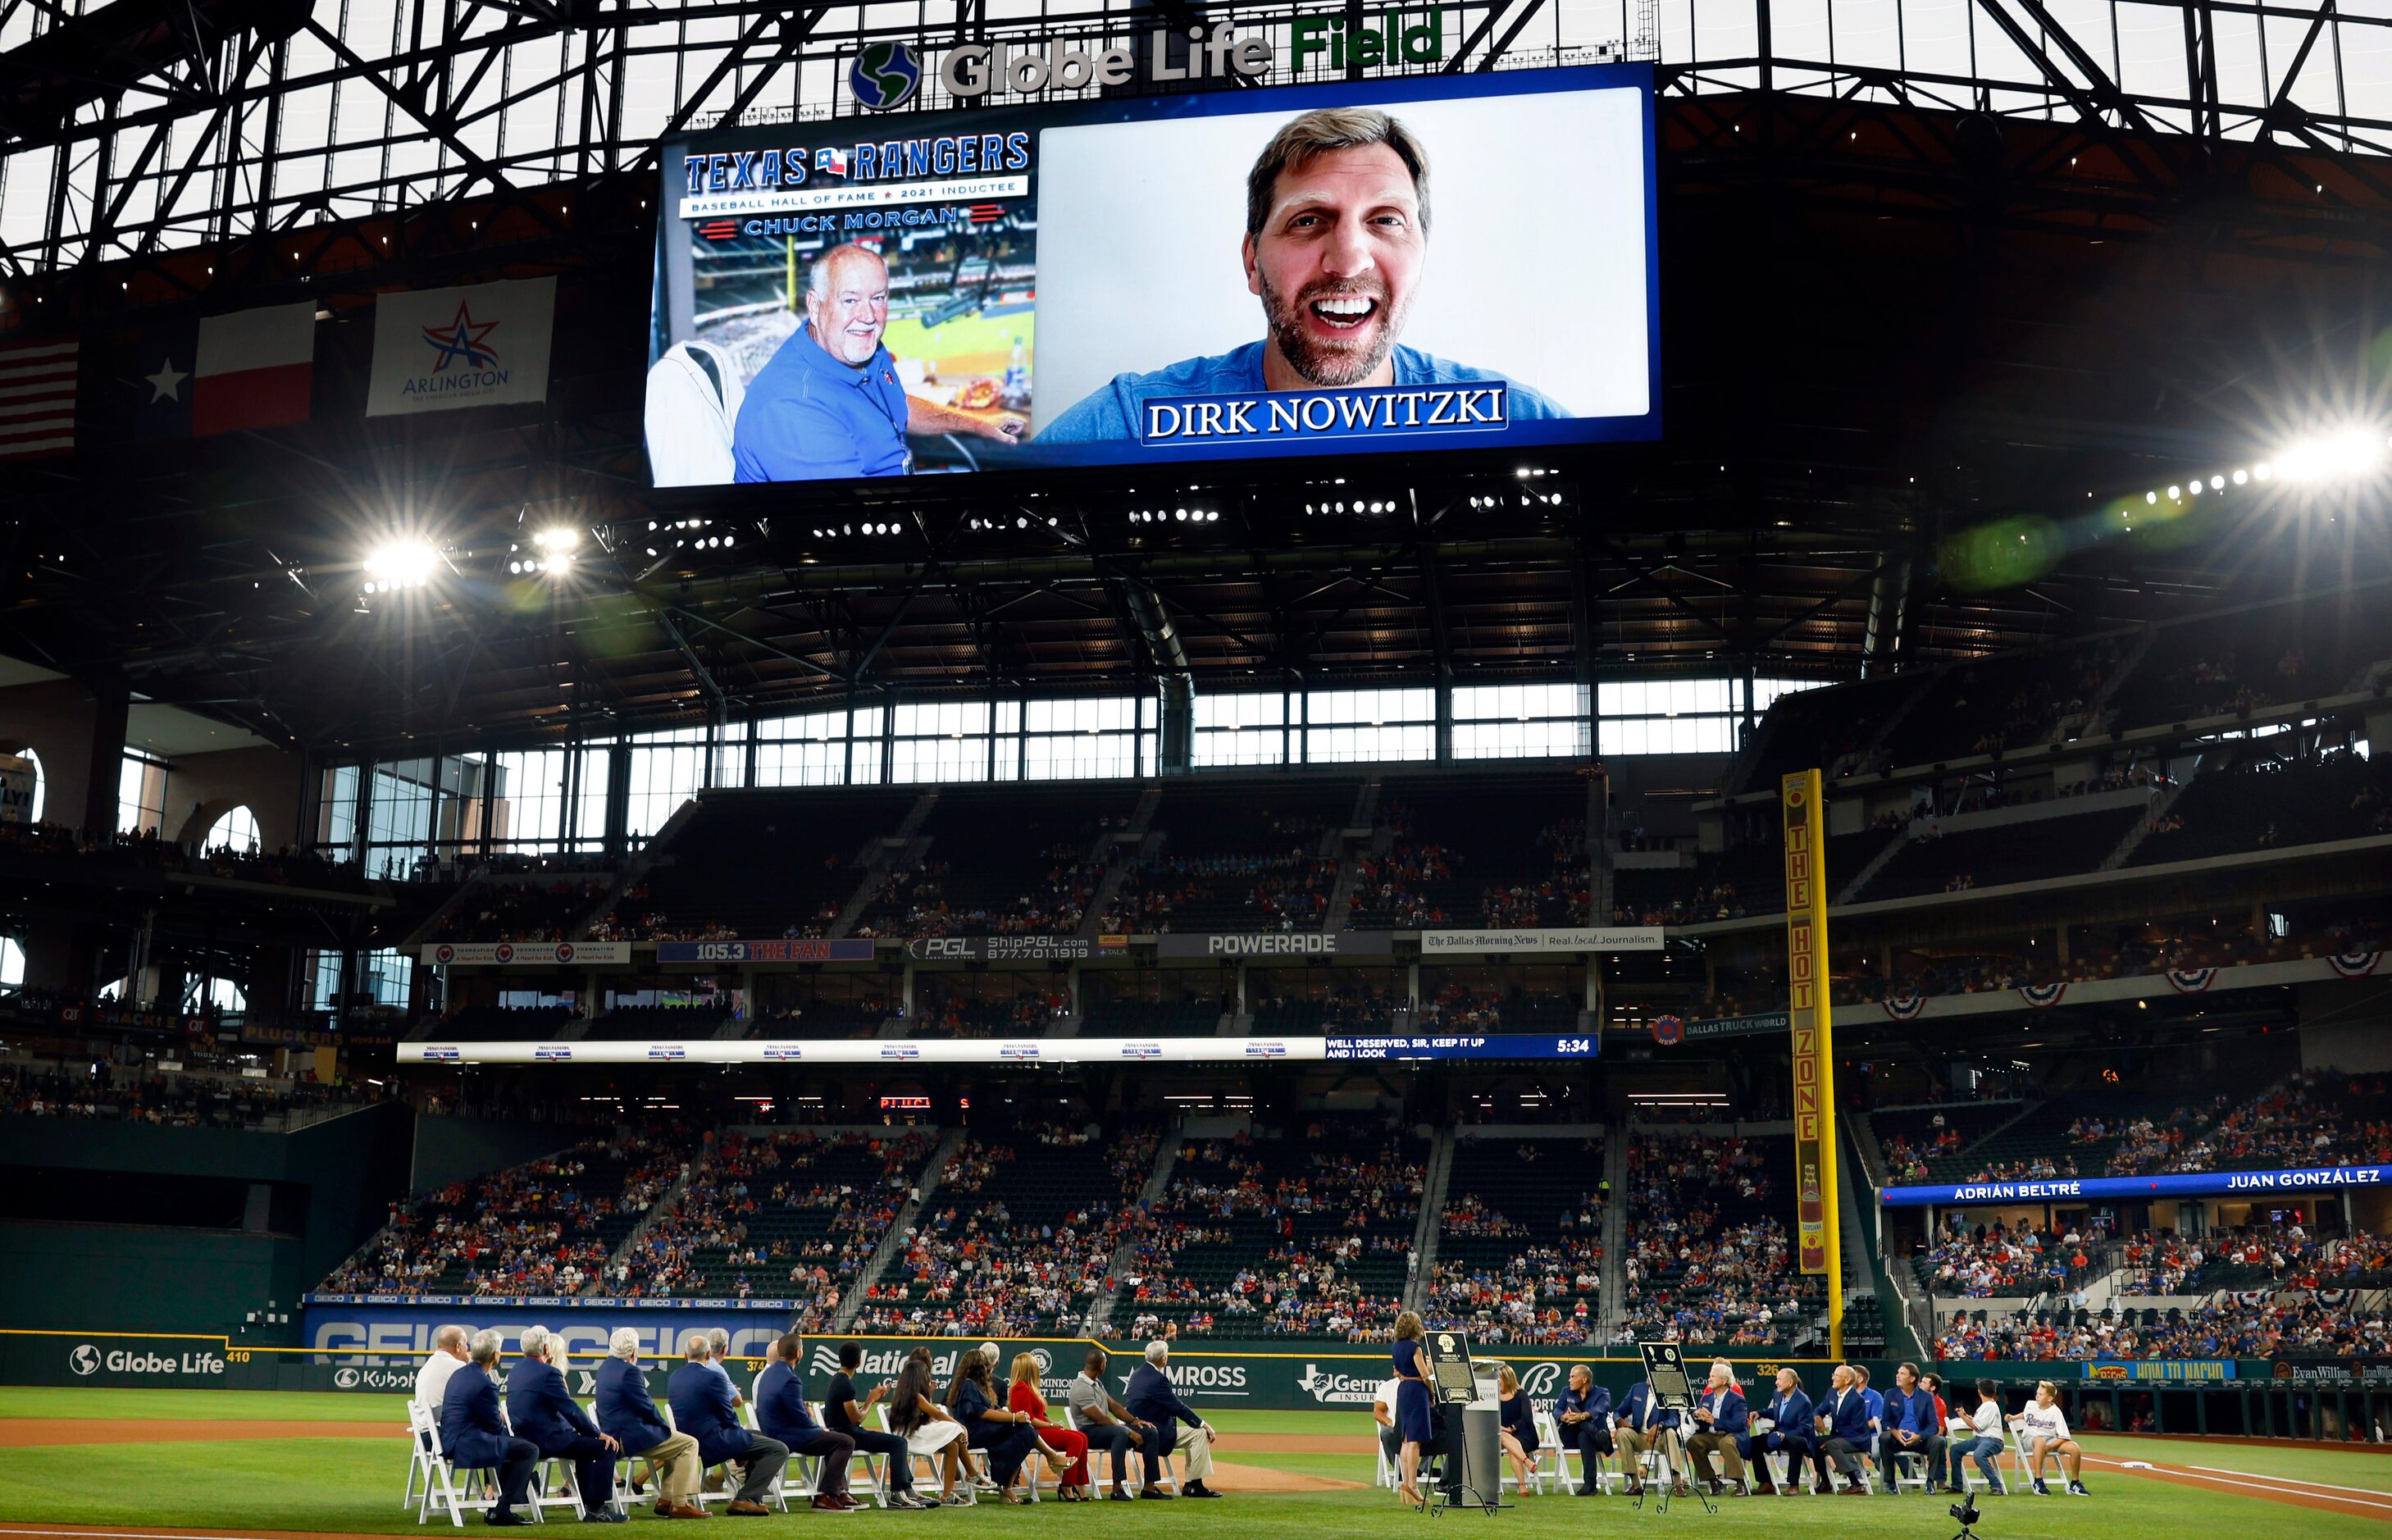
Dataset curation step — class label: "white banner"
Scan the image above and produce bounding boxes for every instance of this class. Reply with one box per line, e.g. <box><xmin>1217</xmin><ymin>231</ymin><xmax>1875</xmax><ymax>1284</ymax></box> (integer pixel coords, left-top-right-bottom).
<box><xmin>0</xmin><ymin>754</ymin><xmax>33</xmax><ymax>825</ymax></box>
<box><xmin>420</xmin><ymin>941</ymin><xmax>631</xmax><ymax>967</ymax></box>
<box><xmin>1419</xmin><ymin>927</ymin><xmax>1664</xmax><ymax>954</ymax></box>
<box><xmin>403</xmin><ymin>1036</ymin><xmax>1328</xmax><ymax>1066</ymax></box>
<box><xmin>368</xmin><ymin>277</ymin><xmax>556</xmax><ymax>416</ymax></box>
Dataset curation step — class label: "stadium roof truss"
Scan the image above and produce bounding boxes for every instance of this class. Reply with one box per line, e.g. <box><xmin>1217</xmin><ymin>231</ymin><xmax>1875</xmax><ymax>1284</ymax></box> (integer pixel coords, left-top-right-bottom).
<box><xmin>2</xmin><ymin>0</ymin><xmax>2391</xmax><ymax>276</ymax></box>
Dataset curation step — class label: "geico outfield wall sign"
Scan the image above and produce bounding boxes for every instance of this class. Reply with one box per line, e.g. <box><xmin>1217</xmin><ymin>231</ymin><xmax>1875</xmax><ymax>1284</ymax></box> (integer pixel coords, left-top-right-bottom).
<box><xmin>419</xmin><ymin>941</ymin><xmax>631</xmax><ymax>966</ymax></box>
<box><xmin>1879</xmin><ymin>1164</ymin><xmax>2392</xmax><ymax>1207</ymax></box>
<box><xmin>1417</xmin><ymin>928</ymin><xmax>1664</xmax><ymax>955</ymax></box>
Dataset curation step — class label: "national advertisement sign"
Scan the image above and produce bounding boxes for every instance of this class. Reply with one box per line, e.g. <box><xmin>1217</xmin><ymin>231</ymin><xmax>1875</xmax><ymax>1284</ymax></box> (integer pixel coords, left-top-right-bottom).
<box><xmin>1153</xmin><ymin>932</ymin><xmax>1395</xmax><ymax>959</ymax></box>
<box><xmin>1880</xmin><ymin>1164</ymin><xmax>2392</xmax><ymax>1207</ymax></box>
<box><xmin>421</xmin><ymin>941</ymin><xmax>631</xmax><ymax>967</ymax></box>
<box><xmin>904</xmin><ymin>936</ymin><xmax>1096</xmax><ymax>961</ymax></box>
<box><xmin>1418</xmin><ymin>927</ymin><xmax>1663</xmax><ymax>955</ymax></box>
<box><xmin>658</xmin><ymin>939</ymin><xmax>873</xmax><ymax>964</ymax></box>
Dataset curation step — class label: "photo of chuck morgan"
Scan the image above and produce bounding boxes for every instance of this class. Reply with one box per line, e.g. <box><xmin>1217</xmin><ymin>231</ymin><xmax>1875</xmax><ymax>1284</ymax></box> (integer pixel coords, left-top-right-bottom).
<box><xmin>1035</xmin><ymin>106</ymin><xmax>1565</xmax><ymax>444</ymax></box>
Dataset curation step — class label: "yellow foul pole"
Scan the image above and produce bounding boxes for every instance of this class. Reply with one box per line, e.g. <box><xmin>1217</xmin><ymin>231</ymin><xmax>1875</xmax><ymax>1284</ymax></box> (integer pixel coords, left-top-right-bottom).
<box><xmin>1782</xmin><ymin>768</ymin><xmax>1843</xmax><ymax>1360</ymax></box>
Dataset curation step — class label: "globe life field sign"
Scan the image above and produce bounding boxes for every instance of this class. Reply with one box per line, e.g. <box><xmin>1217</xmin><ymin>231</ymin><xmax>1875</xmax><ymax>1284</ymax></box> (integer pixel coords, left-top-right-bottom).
<box><xmin>646</xmin><ymin>41</ymin><xmax>1660</xmax><ymax>490</ymax></box>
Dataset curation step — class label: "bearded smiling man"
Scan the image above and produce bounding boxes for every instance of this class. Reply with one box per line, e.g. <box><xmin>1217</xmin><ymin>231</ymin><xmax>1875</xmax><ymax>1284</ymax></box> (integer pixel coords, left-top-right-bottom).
<box><xmin>1037</xmin><ymin>106</ymin><xmax>1564</xmax><ymax>443</ymax></box>
<box><xmin>733</xmin><ymin>242</ymin><xmax>1025</xmax><ymax>481</ymax></box>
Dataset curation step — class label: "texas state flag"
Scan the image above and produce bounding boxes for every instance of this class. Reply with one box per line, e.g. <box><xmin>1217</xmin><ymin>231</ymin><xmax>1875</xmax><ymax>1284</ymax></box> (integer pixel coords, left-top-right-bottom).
<box><xmin>136</xmin><ymin>302</ymin><xmax>315</xmax><ymax>438</ymax></box>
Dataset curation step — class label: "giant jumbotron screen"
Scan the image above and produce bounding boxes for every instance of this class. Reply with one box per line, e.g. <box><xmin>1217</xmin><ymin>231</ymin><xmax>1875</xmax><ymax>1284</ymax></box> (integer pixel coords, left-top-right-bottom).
<box><xmin>645</xmin><ymin>62</ymin><xmax>1659</xmax><ymax>487</ymax></box>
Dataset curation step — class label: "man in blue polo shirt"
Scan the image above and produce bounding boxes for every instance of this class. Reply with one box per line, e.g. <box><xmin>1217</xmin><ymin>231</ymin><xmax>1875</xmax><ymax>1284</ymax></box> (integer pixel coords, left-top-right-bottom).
<box><xmin>732</xmin><ymin>244</ymin><xmax>1024</xmax><ymax>481</ymax></box>
<box><xmin>1037</xmin><ymin>107</ymin><xmax>1563</xmax><ymax>445</ymax></box>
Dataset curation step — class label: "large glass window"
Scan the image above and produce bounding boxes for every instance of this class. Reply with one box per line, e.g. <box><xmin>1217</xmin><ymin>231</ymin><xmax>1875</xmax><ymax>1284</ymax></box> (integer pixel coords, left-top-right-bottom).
<box><xmin>625</xmin><ymin>725</ymin><xmax>709</xmax><ymax>842</ymax></box>
<box><xmin>1023</xmin><ymin>695</ymin><xmax>1150</xmax><ymax>780</ymax></box>
<box><xmin>365</xmin><ymin>759</ymin><xmax>437</xmax><ymax>877</ymax></box>
<box><xmin>314</xmin><ymin>765</ymin><xmax>360</xmax><ymax>857</ymax></box>
<box><xmin>891</xmin><ymin>701</ymin><xmax>992</xmax><ymax>784</ymax></box>
<box><xmin>1194</xmin><ymin>691</ymin><xmax>1288</xmax><ymax>768</ymax></box>
<box><xmin>307</xmin><ymin>948</ymin><xmax>410</xmax><ymax>1013</ymax></box>
<box><xmin>1454</xmin><ymin>682</ymin><xmax>1591</xmax><ymax>760</ymax></box>
<box><xmin>754</xmin><ymin>707</ymin><xmax>859</xmax><ymax>786</ymax></box>
<box><xmin>0</xmin><ymin>935</ymin><xmax>21</xmax><ymax>993</ymax></box>
<box><xmin>204</xmin><ymin>806</ymin><xmax>261</xmax><ymax>854</ymax></box>
<box><xmin>118</xmin><ymin>752</ymin><xmax>169</xmax><ymax>835</ymax></box>
<box><xmin>1305</xmin><ymin>688</ymin><xmax>1436</xmax><ymax>763</ymax></box>
<box><xmin>1597</xmin><ymin>679</ymin><xmax>1739</xmax><ymax>755</ymax></box>
<box><xmin>571</xmin><ymin>746</ymin><xmax>613</xmax><ymax>853</ymax></box>
<box><xmin>487</xmin><ymin>749</ymin><xmax>570</xmax><ymax>850</ymax></box>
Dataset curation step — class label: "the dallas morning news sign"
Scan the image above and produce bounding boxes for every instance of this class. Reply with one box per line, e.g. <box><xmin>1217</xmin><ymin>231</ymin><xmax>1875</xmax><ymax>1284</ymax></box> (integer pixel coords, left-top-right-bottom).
<box><xmin>646</xmin><ymin>41</ymin><xmax>1658</xmax><ymax>488</ymax></box>
<box><xmin>1879</xmin><ymin>1164</ymin><xmax>2392</xmax><ymax>1207</ymax></box>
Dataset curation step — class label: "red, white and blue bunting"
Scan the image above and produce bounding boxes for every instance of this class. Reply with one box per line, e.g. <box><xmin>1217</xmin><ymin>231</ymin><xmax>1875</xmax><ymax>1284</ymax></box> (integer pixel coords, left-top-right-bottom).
<box><xmin>1884</xmin><ymin>992</ymin><xmax>1926</xmax><ymax>1021</ymax></box>
<box><xmin>2018</xmin><ymin>982</ymin><xmax>2069</xmax><ymax>1009</ymax></box>
<box><xmin>2166</xmin><ymin>968</ymin><xmax>2217</xmax><ymax>993</ymax></box>
<box><xmin>2327</xmin><ymin>951</ymin><xmax>2383</xmax><ymax>979</ymax></box>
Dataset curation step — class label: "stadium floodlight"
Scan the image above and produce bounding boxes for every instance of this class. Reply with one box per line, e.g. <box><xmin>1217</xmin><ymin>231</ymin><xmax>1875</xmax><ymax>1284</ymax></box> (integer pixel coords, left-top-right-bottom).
<box><xmin>532</xmin><ymin>526</ymin><xmax>580</xmax><ymax>553</ymax></box>
<box><xmin>362</xmin><ymin>540</ymin><xmax>437</xmax><ymax>595</ymax></box>
<box><xmin>2273</xmin><ymin>428</ymin><xmax>2385</xmax><ymax>482</ymax></box>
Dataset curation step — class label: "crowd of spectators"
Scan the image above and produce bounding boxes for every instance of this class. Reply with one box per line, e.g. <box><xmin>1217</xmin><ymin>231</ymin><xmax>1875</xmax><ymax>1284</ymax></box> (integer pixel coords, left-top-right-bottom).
<box><xmin>1346</xmin><ymin>836</ymin><xmax>1457</xmax><ymax>928</ymax></box>
<box><xmin>0</xmin><ymin>820</ymin><xmax>371</xmax><ymax>891</ymax></box>
<box><xmin>1478</xmin><ymin>818</ymin><xmax>1588</xmax><ymax>930</ymax></box>
<box><xmin>1119</xmin><ymin>1123</ymin><xmax>1423</xmax><ymax>1340</ymax></box>
<box><xmin>1920</xmin><ymin>1217</ymin><xmax>2105</xmax><ymax>1298</ymax></box>
<box><xmin>852</xmin><ymin>1122</ymin><xmax>1159</xmax><ymax>1337</ymax></box>
<box><xmin>1618</xmin><ymin>1135</ymin><xmax>1814</xmax><ymax>1346</ymax></box>
<box><xmin>2092</xmin><ymin>1072</ymin><xmax>2391</xmax><ymax>1177</ymax></box>
<box><xmin>1426</xmin><ymin>1178</ymin><xmax>1606</xmax><ymax>1345</ymax></box>
<box><xmin>613</xmin><ymin>1129</ymin><xmax>933</xmax><ymax>1325</ymax></box>
<box><xmin>589</xmin><ymin>876</ymin><xmax>836</xmax><ymax>944</ymax></box>
<box><xmin>324</xmin><ymin>1131</ymin><xmax>681</xmax><ymax>1298</ymax></box>
<box><xmin>851</xmin><ymin>848</ymin><xmax>1102</xmax><ymax>939</ymax></box>
<box><xmin>430</xmin><ymin>877</ymin><xmax>611</xmax><ymax>943</ymax></box>
<box><xmin>0</xmin><ymin>1061</ymin><xmax>378</xmax><ymax>1127</ymax></box>
<box><xmin>1938</xmin><ymin>1294</ymin><xmax>2392</xmax><ymax>1361</ymax></box>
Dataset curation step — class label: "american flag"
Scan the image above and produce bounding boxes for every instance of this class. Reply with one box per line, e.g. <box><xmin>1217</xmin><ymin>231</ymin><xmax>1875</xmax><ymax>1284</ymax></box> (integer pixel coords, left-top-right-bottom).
<box><xmin>0</xmin><ymin>338</ymin><xmax>77</xmax><ymax>460</ymax></box>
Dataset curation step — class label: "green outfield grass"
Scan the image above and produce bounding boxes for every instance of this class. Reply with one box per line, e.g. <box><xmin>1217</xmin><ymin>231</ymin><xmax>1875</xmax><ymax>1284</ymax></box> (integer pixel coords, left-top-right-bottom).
<box><xmin>0</xmin><ymin>1389</ymin><xmax>2385</xmax><ymax>1538</ymax></box>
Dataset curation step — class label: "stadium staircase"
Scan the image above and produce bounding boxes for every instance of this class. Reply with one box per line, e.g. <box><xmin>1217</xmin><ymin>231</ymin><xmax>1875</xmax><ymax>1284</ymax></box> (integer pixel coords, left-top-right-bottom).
<box><xmin>1598</xmin><ymin>1129</ymin><xmax>1629</xmax><ymax>1331</ymax></box>
<box><xmin>1834</xmin><ymin>822</ymin><xmax>1912</xmax><ymax>905</ymax></box>
<box><xmin>2098</xmin><ymin>767</ymin><xmax>2198</xmax><ymax>870</ymax></box>
<box><xmin>1090</xmin><ymin>1119</ymin><xmax>1183</xmax><ymax>1332</ymax></box>
<box><xmin>605</xmin><ymin>1149</ymin><xmax>699</xmax><ymax>1283</ymax></box>
<box><xmin>2080</xmin><ymin>626</ymin><xmax>2158</xmax><ymax>726</ymax></box>
<box><xmin>1077</xmin><ymin>786</ymin><xmax>1164</xmax><ymax>936</ymax></box>
<box><xmin>827</xmin><ymin>791</ymin><xmax>941</xmax><ymax>936</ymax></box>
<box><xmin>1318</xmin><ymin>778</ymin><xmax>1382</xmax><ymax>933</ymax></box>
<box><xmin>579</xmin><ymin>800</ymin><xmax>705</xmax><ymax>939</ymax></box>
<box><xmin>832</xmin><ymin>1125</ymin><xmax>964</xmax><ymax>1332</ymax></box>
<box><xmin>1837</xmin><ymin>1122</ymin><xmax>1907</xmax><ymax>1356</ymax></box>
<box><xmin>1402</xmin><ymin>1126</ymin><xmax>1456</xmax><ymax>1310</ymax></box>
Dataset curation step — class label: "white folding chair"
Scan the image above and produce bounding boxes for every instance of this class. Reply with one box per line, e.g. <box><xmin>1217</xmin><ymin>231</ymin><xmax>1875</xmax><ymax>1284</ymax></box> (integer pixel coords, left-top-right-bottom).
<box><xmin>415</xmin><ymin>1415</ymin><xmax>501</xmax><ymax>1528</ymax></box>
<box><xmin>1374</xmin><ymin>1427</ymin><xmax>1400</xmax><ymax>1490</ymax></box>
<box><xmin>499</xmin><ymin>1401</ymin><xmax>584</xmax><ymax>1522</ymax></box>
<box><xmin>404</xmin><ymin>1402</ymin><xmax>441</xmax><ymax>1512</ymax></box>
<box><xmin>1511</xmin><ymin>1409</ymin><xmax>1561</xmax><ymax>1494</ymax></box>
<box><xmin>876</xmin><ymin>1403</ymin><xmax>974</xmax><ymax>1505</ymax></box>
<box><xmin>1886</xmin><ymin>1446</ymin><xmax>1931</xmax><ymax>1492</ymax></box>
<box><xmin>2007</xmin><ymin>1424</ymin><xmax>2050</xmax><ymax>1492</ymax></box>
<box><xmin>824</xmin><ymin>1402</ymin><xmax>889</xmax><ymax>1507</ymax></box>
<box><xmin>736</xmin><ymin>1402</ymin><xmax>817</xmax><ymax>1510</ymax></box>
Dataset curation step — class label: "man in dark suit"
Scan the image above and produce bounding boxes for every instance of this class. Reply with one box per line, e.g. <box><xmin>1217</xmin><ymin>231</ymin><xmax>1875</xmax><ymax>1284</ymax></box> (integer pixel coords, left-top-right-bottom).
<box><xmin>1684</xmin><ymin>1360</ymin><xmax>1750</xmax><ymax>1495</ymax></box>
<box><xmin>1810</xmin><ymin>1364</ymin><xmax>1873</xmax><ymax>1496</ymax></box>
<box><xmin>440</xmin><ymin>1330</ymin><xmax>540</xmax><ymax>1525</ymax></box>
<box><xmin>667</xmin><ymin>1332</ymin><xmax>786</xmax><ymax>1515</ymax></box>
<box><xmin>1742</xmin><ymin>1366</ymin><xmax>1814</xmax><ymax>1496</ymax></box>
<box><xmin>593</xmin><ymin>1328</ymin><xmax>703</xmax><ymax>1517</ymax></box>
<box><xmin>754</xmin><ymin>1331</ymin><xmax>857</xmax><ymax>1511</ymax></box>
<box><xmin>506</xmin><ymin>1328</ymin><xmax>622</xmax><ymax>1521</ymax></box>
<box><xmin>1877</xmin><ymin>1362</ymin><xmax>1948</xmax><ymax>1495</ymax></box>
<box><xmin>1553</xmin><ymin>1365</ymin><xmax>1615</xmax><ymax>1496</ymax></box>
<box><xmin>1614</xmin><ymin>1379</ymin><xmax>1684</xmax><ymax>1497</ymax></box>
<box><xmin>1123</xmin><ymin>1342</ymin><xmax>1221</xmax><ymax>1498</ymax></box>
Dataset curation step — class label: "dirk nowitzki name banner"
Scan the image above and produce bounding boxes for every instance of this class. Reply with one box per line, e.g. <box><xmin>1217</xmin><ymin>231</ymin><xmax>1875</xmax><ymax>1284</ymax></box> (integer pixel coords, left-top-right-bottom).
<box><xmin>368</xmin><ymin>277</ymin><xmax>557</xmax><ymax>416</ymax></box>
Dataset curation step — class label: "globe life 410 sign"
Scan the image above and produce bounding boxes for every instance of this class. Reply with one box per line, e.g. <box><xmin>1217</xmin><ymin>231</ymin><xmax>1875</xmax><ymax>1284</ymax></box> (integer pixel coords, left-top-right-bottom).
<box><xmin>855</xmin><ymin>8</ymin><xmax>1456</xmax><ymax>108</ymax></box>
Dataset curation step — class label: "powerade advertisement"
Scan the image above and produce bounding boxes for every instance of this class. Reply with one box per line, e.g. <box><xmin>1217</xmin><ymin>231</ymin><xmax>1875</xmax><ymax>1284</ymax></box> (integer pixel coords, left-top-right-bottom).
<box><xmin>645</xmin><ymin>50</ymin><xmax>1658</xmax><ymax>486</ymax></box>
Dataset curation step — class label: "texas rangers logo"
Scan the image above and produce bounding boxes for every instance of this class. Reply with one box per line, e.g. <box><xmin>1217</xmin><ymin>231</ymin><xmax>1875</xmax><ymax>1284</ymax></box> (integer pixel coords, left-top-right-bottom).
<box><xmin>422</xmin><ymin>302</ymin><xmax>501</xmax><ymax>371</ymax></box>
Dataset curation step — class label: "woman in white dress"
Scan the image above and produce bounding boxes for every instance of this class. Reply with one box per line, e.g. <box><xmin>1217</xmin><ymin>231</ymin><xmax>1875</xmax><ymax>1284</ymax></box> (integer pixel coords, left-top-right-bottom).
<box><xmin>886</xmin><ymin>1351</ymin><xmax>968</xmax><ymax>1501</ymax></box>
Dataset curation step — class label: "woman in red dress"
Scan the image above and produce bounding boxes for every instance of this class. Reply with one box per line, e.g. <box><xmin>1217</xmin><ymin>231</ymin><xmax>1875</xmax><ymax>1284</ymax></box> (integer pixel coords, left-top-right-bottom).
<box><xmin>1008</xmin><ymin>1353</ymin><xmax>1094</xmax><ymax>1501</ymax></box>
